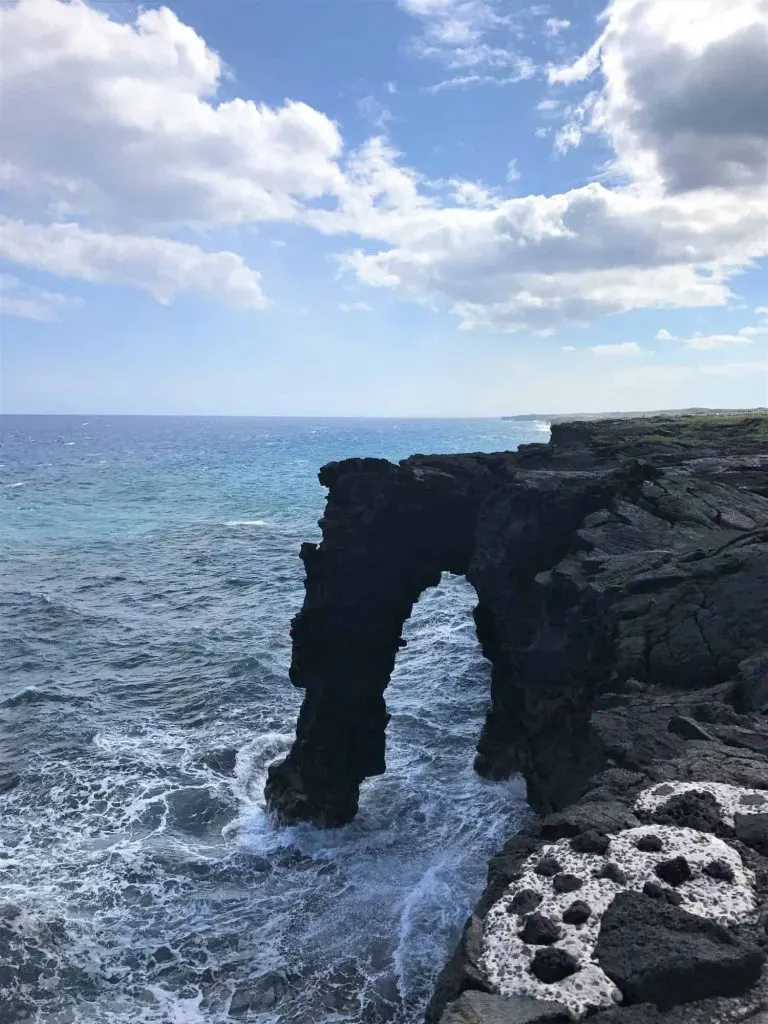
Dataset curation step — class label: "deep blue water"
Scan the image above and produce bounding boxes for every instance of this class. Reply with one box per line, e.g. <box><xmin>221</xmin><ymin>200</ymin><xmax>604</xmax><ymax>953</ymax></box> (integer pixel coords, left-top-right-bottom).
<box><xmin>0</xmin><ymin>416</ymin><xmax>546</xmax><ymax>1024</ymax></box>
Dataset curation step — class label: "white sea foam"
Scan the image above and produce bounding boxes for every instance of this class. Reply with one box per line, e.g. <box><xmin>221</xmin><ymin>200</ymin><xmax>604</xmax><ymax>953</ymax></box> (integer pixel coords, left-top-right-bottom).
<box><xmin>224</xmin><ymin>519</ymin><xmax>268</xmax><ymax>527</ymax></box>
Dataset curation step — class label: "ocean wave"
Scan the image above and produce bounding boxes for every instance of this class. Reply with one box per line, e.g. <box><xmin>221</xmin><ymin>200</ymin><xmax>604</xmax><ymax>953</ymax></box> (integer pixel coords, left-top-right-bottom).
<box><xmin>223</xmin><ymin>519</ymin><xmax>268</xmax><ymax>527</ymax></box>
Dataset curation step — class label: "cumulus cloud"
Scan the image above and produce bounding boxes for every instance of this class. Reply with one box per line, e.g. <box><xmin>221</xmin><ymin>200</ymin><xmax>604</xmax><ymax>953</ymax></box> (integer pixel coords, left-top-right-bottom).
<box><xmin>0</xmin><ymin>0</ymin><xmax>345</xmax><ymax>230</ymax></box>
<box><xmin>588</xmin><ymin>341</ymin><xmax>644</xmax><ymax>357</ymax></box>
<box><xmin>336</xmin><ymin>179</ymin><xmax>766</xmax><ymax>332</ymax></box>
<box><xmin>2</xmin><ymin>0</ymin><xmax>767</xmax><ymax>333</ymax></box>
<box><xmin>0</xmin><ymin>274</ymin><xmax>81</xmax><ymax>321</ymax></box>
<box><xmin>552</xmin><ymin>0</ymin><xmax>768</xmax><ymax>192</ymax></box>
<box><xmin>0</xmin><ymin>219</ymin><xmax>269</xmax><ymax>309</ymax></box>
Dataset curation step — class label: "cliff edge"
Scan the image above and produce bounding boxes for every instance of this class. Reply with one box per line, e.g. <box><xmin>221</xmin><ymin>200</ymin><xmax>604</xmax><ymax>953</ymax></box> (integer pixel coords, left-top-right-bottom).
<box><xmin>266</xmin><ymin>415</ymin><xmax>768</xmax><ymax>1023</ymax></box>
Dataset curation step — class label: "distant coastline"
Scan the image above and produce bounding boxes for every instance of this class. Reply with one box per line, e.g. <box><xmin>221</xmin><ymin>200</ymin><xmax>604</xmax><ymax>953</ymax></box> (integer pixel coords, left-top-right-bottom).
<box><xmin>502</xmin><ymin>407</ymin><xmax>768</xmax><ymax>423</ymax></box>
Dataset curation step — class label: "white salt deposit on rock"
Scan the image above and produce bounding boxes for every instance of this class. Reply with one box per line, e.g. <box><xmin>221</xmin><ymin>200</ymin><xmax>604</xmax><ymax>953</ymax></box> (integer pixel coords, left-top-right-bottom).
<box><xmin>635</xmin><ymin>782</ymin><xmax>768</xmax><ymax>826</ymax></box>
<box><xmin>480</xmin><ymin>823</ymin><xmax>757</xmax><ymax>1019</ymax></box>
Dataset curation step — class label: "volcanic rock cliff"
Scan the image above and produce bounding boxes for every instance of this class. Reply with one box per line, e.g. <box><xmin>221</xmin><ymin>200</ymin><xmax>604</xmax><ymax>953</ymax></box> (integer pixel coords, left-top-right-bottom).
<box><xmin>266</xmin><ymin>416</ymin><xmax>768</xmax><ymax>1023</ymax></box>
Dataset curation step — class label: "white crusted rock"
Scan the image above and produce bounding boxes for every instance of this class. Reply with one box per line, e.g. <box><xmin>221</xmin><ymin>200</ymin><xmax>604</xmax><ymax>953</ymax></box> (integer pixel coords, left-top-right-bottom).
<box><xmin>635</xmin><ymin>782</ymin><xmax>768</xmax><ymax>827</ymax></box>
<box><xmin>480</xmin><ymin>824</ymin><xmax>757</xmax><ymax>1019</ymax></box>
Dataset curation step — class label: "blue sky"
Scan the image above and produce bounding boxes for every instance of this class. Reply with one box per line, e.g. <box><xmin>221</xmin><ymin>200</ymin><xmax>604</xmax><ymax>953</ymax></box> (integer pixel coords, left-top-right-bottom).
<box><xmin>1</xmin><ymin>0</ymin><xmax>766</xmax><ymax>415</ymax></box>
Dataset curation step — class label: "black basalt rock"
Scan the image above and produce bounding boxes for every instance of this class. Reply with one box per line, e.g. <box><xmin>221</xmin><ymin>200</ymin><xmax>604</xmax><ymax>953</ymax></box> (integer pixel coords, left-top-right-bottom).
<box><xmin>562</xmin><ymin>900</ymin><xmax>591</xmax><ymax>925</ymax></box>
<box><xmin>534</xmin><ymin>856</ymin><xmax>563</xmax><ymax>878</ymax></box>
<box><xmin>594</xmin><ymin>891</ymin><xmax>765</xmax><ymax>1008</ymax></box>
<box><xmin>598</xmin><ymin>861</ymin><xmax>628</xmax><ymax>885</ymax></box>
<box><xmin>734</xmin><ymin>813</ymin><xmax>768</xmax><ymax>855</ymax></box>
<box><xmin>552</xmin><ymin>873</ymin><xmax>584</xmax><ymax>894</ymax></box>
<box><xmin>704</xmin><ymin>859</ymin><xmax>736</xmax><ymax>882</ymax></box>
<box><xmin>570</xmin><ymin>829</ymin><xmax>610</xmax><ymax>855</ymax></box>
<box><xmin>509</xmin><ymin>890</ymin><xmax>543</xmax><ymax>916</ymax></box>
<box><xmin>652</xmin><ymin>790</ymin><xmax>724</xmax><ymax>834</ymax></box>
<box><xmin>519</xmin><ymin>913</ymin><xmax>561</xmax><ymax>946</ymax></box>
<box><xmin>636</xmin><ymin>834</ymin><xmax>664</xmax><ymax>852</ymax></box>
<box><xmin>643</xmin><ymin>880</ymin><xmax>684</xmax><ymax>906</ymax></box>
<box><xmin>655</xmin><ymin>856</ymin><xmax>692</xmax><ymax>887</ymax></box>
<box><xmin>530</xmin><ymin>948</ymin><xmax>580</xmax><ymax>984</ymax></box>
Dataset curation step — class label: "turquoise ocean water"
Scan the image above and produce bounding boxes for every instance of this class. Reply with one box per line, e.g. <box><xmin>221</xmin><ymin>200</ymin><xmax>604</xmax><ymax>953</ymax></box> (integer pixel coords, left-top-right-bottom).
<box><xmin>0</xmin><ymin>416</ymin><xmax>546</xmax><ymax>1024</ymax></box>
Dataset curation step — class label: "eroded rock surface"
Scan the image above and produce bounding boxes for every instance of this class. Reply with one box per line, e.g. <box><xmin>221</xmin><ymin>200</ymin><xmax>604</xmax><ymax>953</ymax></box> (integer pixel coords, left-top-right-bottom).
<box><xmin>262</xmin><ymin>415</ymin><xmax>768</xmax><ymax>1021</ymax></box>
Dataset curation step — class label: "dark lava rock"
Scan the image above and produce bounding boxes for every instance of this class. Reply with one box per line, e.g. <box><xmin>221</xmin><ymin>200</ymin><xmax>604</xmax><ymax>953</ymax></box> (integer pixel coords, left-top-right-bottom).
<box><xmin>636</xmin><ymin>834</ymin><xmax>664</xmax><ymax>852</ymax></box>
<box><xmin>598</xmin><ymin>861</ymin><xmax>628</xmax><ymax>885</ymax></box>
<box><xmin>570</xmin><ymin>829</ymin><xmax>610</xmax><ymax>855</ymax></box>
<box><xmin>509</xmin><ymin>890</ymin><xmax>543</xmax><ymax>916</ymax></box>
<box><xmin>540</xmin><ymin>801</ymin><xmax>639</xmax><ymax>839</ymax></box>
<box><xmin>594</xmin><ymin>891</ymin><xmax>765</xmax><ymax>1008</ymax></box>
<box><xmin>668</xmin><ymin>716</ymin><xmax>715</xmax><ymax>742</ymax></box>
<box><xmin>440</xmin><ymin>991</ymin><xmax>570</xmax><ymax>1023</ymax></box>
<box><xmin>729</xmin><ymin>652</ymin><xmax>768</xmax><ymax>713</ymax></box>
<box><xmin>734</xmin><ymin>813</ymin><xmax>768</xmax><ymax>854</ymax></box>
<box><xmin>643</xmin><ymin>880</ymin><xmax>683</xmax><ymax>906</ymax></box>
<box><xmin>655</xmin><ymin>856</ymin><xmax>692</xmax><ymax>887</ymax></box>
<box><xmin>530</xmin><ymin>947</ymin><xmax>580</xmax><ymax>984</ymax></box>
<box><xmin>552</xmin><ymin>873</ymin><xmax>583</xmax><ymax>894</ymax></box>
<box><xmin>520</xmin><ymin>913</ymin><xmax>561</xmax><ymax>946</ymax></box>
<box><xmin>703</xmin><ymin>859</ymin><xmax>736</xmax><ymax>882</ymax></box>
<box><xmin>562</xmin><ymin>900</ymin><xmax>591</xmax><ymax>925</ymax></box>
<box><xmin>534</xmin><ymin>856</ymin><xmax>562</xmax><ymax>878</ymax></box>
<box><xmin>653</xmin><ymin>790</ymin><xmax>723</xmax><ymax>834</ymax></box>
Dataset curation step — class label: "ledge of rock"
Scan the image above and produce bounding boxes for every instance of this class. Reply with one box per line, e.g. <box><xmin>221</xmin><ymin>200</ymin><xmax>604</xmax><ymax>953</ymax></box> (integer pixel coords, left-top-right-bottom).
<box><xmin>264</xmin><ymin>415</ymin><xmax>768</xmax><ymax>1022</ymax></box>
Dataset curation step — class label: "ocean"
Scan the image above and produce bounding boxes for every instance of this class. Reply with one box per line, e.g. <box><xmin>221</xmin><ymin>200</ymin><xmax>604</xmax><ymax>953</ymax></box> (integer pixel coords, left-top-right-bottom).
<box><xmin>0</xmin><ymin>416</ymin><xmax>546</xmax><ymax>1024</ymax></box>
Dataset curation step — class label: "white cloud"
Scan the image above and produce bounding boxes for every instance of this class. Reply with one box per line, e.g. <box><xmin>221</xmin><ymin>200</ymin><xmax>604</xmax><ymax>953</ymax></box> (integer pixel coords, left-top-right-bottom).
<box><xmin>2</xmin><ymin>0</ymin><xmax>766</xmax><ymax>335</ymax></box>
<box><xmin>756</xmin><ymin>306</ymin><xmax>768</xmax><ymax>316</ymax></box>
<box><xmin>552</xmin><ymin>0</ymin><xmax>768</xmax><ymax>192</ymax></box>
<box><xmin>588</xmin><ymin>341</ymin><xmax>645</xmax><ymax>357</ymax></box>
<box><xmin>398</xmin><ymin>0</ymin><xmax>533</xmax><ymax>75</ymax></box>
<box><xmin>506</xmin><ymin>159</ymin><xmax>521</xmax><ymax>183</ymax></box>
<box><xmin>537</xmin><ymin>99</ymin><xmax>560</xmax><ymax>112</ymax></box>
<box><xmin>336</xmin><ymin>179</ymin><xmax>766</xmax><ymax>332</ymax></box>
<box><xmin>0</xmin><ymin>0</ymin><xmax>345</xmax><ymax>230</ymax></box>
<box><xmin>545</xmin><ymin>18</ymin><xmax>570</xmax><ymax>38</ymax></box>
<box><xmin>737</xmin><ymin>324</ymin><xmax>768</xmax><ymax>337</ymax></box>
<box><xmin>0</xmin><ymin>219</ymin><xmax>269</xmax><ymax>309</ymax></box>
<box><xmin>357</xmin><ymin>96</ymin><xmax>393</xmax><ymax>130</ymax></box>
<box><xmin>682</xmin><ymin>332</ymin><xmax>753</xmax><ymax>350</ymax></box>
<box><xmin>656</xmin><ymin>328</ymin><xmax>675</xmax><ymax>340</ymax></box>
<box><xmin>0</xmin><ymin>273</ymin><xmax>81</xmax><ymax>321</ymax></box>
<box><xmin>561</xmin><ymin>345</ymin><xmax>576</xmax><ymax>351</ymax></box>
<box><xmin>422</xmin><ymin>65</ymin><xmax>535</xmax><ymax>94</ymax></box>
<box><xmin>339</xmin><ymin>301</ymin><xmax>373</xmax><ymax>313</ymax></box>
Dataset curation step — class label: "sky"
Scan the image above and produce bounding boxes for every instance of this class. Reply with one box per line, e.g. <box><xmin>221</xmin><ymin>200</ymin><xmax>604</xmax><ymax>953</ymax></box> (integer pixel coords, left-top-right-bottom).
<box><xmin>0</xmin><ymin>0</ymin><xmax>767</xmax><ymax>416</ymax></box>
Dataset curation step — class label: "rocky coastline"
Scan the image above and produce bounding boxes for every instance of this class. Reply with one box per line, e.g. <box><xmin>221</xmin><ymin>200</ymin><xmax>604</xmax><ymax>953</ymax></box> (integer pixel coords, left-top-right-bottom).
<box><xmin>266</xmin><ymin>415</ymin><xmax>768</xmax><ymax>1023</ymax></box>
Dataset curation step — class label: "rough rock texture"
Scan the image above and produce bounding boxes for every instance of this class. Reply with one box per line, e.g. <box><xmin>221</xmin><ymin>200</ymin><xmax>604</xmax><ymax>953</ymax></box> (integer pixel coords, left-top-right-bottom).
<box><xmin>263</xmin><ymin>415</ymin><xmax>768</xmax><ymax>1022</ymax></box>
<box><xmin>594</xmin><ymin>891</ymin><xmax>764</xmax><ymax>1007</ymax></box>
<box><xmin>440</xmin><ymin>991</ymin><xmax>570</xmax><ymax>1023</ymax></box>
